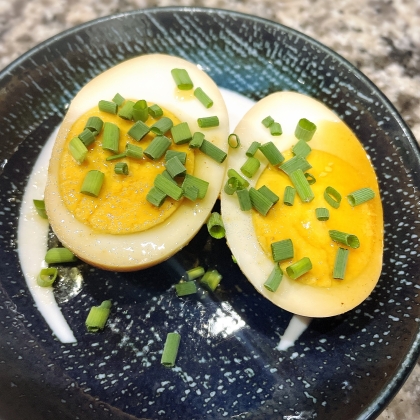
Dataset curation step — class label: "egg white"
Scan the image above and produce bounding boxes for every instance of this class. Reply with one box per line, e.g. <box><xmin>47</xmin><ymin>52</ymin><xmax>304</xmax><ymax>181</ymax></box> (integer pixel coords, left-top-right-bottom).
<box><xmin>220</xmin><ymin>91</ymin><xmax>383</xmax><ymax>317</ymax></box>
<box><xmin>45</xmin><ymin>54</ymin><xmax>229</xmax><ymax>271</ymax></box>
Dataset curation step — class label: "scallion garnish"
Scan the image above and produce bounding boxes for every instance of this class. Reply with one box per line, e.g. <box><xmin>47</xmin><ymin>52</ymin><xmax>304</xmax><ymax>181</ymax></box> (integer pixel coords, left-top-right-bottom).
<box><xmin>114</xmin><ymin>162</ymin><xmax>128</xmax><ymax>175</ymax></box>
<box><xmin>184</xmin><ymin>266</ymin><xmax>205</xmax><ymax>281</ymax></box>
<box><xmin>80</xmin><ymin>170</ymin><xmax>105</xmax><ymax>197</ymax></box>
<box><xmin>194</xmin><ymin>87</ymin><xmax>213</xmax><ymax>108</ymax></box>
<box><xmin>269</xmin><ymin>122</ymin><xmax>283</xmax><ymax>136</ymax></box>
<box><xmin>329</xmin><ymin>230</ymin><xmax>360</xmax><ymax>249</ymax></box>
<box><xmin>85</xmin><ymin>300</ymin><xmax>112</xmax><ymax>333</ymax></box>
<box><xmin>161</xmin><ymin>332</ymin><xmax>181</xmax><ymax>367</ymax></box>
<box><xmin>175</xmin><ymin>281</ymin><xmax>197</xmax><ymax>297</ymax></box>
<box><xmin>347</xmin><ymin>187</ymin><xmax>375</xmax><ymax>206</ymax></box>
<box><xmin>240</xmin><ymin>156</ymin><xmax>260</xmax><ymax>178</ymax></box>
<box><xmin>102</xmin><ymin>122</ymin><xmax>120</xmax><ymax>153</ymax></box>
<box><xmin>249</xmin><ymin>187</ymin><xmax>274</xmax><ymax>216</ymax></box>
<box><xmin>199</xmin><ymin>139</ymin><xmax>227</xmax><ymax>163</ymax></box>
<box><xmin>165</xmin><ymin>156</ymin><xmax>187</xmax><ymax>178</ymax></box>
<box><xmin>106</xmin><ymin>152</ymin><xmax>126</xmax><ymax>161</ymax></box>
<box><xmin>45</xmin><ymin>247</ymin><xmax>77</xmax><ymax>264</ymax></box>
<box><xmin>280</xmin><ymin>156</ymin><xmax>312</xmax><ymax>176</ymax></box>
<box><xmin>112</xmin><ymin>93</ymin><xmax>125</xmax><ymax>106</ymax></box>
<box><xmin>148</xmin><ymin>104</ymin><xmax>163</xmax><ymax>118</ymax></box>
<box><xmin>69</xmin><ymin>137</ymin><xmax>88</xmax><ymax>164</ymax></box>
<box><xmin>261</xmin><ymin>116</ymin><xmax>274</xmax><ymax>128</ymax></box>
<box><xmin>78</xmin><ymin>128</ymin><xmax>96</xmax><ymax>147</ymax></box>
<box><xmin>37</xmin><ymin>267</ymin><xmax>58</xmax><ymax>287</ymax></box>
<box><xmin>259</xmin><ymin>141</ymin><xmax>285</xmax><ymax>165</ymax></box>
<box><xmin>283</xmin><ymin>186</ymin><xmax>296</xmax><ymax>206</ymax></box>
<box><xmin>182</xmin><ymin>174</ymin><xmax>209</xmax><ymax>199</ymax></box>
<box><xmin>263</xmin><ymin>265</ymin><xmax>283</xmax><ymax>292</ymax></box>
<box><xmin>189</xmin><ymin>131</ymin><xmax>205</xmax><ymax>149</ymax></box>
<box><xmin>315</xmin><ymin>207</ymin><xmax>329</xmax><ymax>221</ymax></box>
<box><xmin>258</xmin><ymin>185</ymin><xmax>279</xmax><ymax>204</ymax></box>
<box><xmin>207</xmin><ymin>212</ymin><xmax>225</xmax><ymax>239</ymax></box>
<box><xmin>84</xmin><ymin>116</ymin><xmax>103</xmax><ymax>135</ymax></box>
<box><xmin>154</xmin><ymin>173</ymin><xmax>183</xmax><ymax>200</ymax></box>
<box><xmin>227</xmin><ymin>168</ymin><xmax>249</xmax><ymax>189</ymax></box>
<box><xmin>324</xmin><ymin>186</ymin><xmax>342</xmax><ymax>209</ymax></box>
<box><xmin>33</xmin><ymin>199</ymin><xmax>48</xmax><ymax>219</ymax></box>
<box><xmin>118</xmin><ymin>100</ymin><xmax>135</xmax><ymax>120</ymax></box>
<box><xmin>183</xmin><ymin>184</ymin><xmax>199</xmax><ymax>201</ymax></box>
<box><xmin>197</xmin><ymin>116</ymin><xmax>219</xmax><ymax>128</ymax></box>
<box><xmin>333</xmin><ymin>247</ymin><xmax>349</xmax><ymax>279</ymax></box>
<box><xmin>146</xmin><ymin>186</ymin><xmax>167</xmax><ymax>207</ymax></box>
<box><xmin>171</xmin><ymin>68</ymin><xmax>193</xmax><ymax>90</ymax></box>
<box><xmin>127</xmin><ymin>120</ymin><xmax>150</xmax><ymax>141</ymax></box>
<box><xmin>200</xmin><ymin>269</ymin><xmax>222</xmax><ymax>291</ymax></box>
<box><xmin>132</xmin><ymin>100</ymin><xmax>149</xmax><ymax>122</ymax></box>
<box><xmin>295</xmin><ymin>118</ymin><xmax>317</xmax><ymax>141</ymax></box>
<box><xmin>292</xmin><ymin>139</ymin><xmax>312</xmax><ymax>157</ymax></box>
<box><xmin>304</xmin><ymin>173</ymin><xmax>316</xmax><ymax>185</ymax></box>
<box><xmin>246</xmin><ymin>141</ymin><xmax>261</xmax><ymax>157</ymax></box>
<box><xmin>150</xmin><ymin>117</ymin><xmax>173</xmax><ymax>135</ymax></box>
<box><xmin>144</xmin><ymin>135</ymin><xmax>171</xmax><ymax>160</ymax></box>
<box><xmin>227</xmin><ymin>133</ymin><xmax>240</xmax><ymax>149</ymax></box>
<box><xmin>286</xmin><ymin>257</ymin><xmax>312</xmax><ymax>279</ymax></box>
<box><xmin>236</xmin><ymin>188</ymin><xmax>252</xmax><ymax>211</ymax></box>
<box><xmin>224</xmin><ymin>177</ymin><xmax>240</xmax><ymax>195</ymax></box>
<box><xmin>171</xmin><ymin>122</ymin><xmax>192</xmax><ymax>145</ymax></box>
<box><xmin>98</xmin><ymin>100</ymin><xmax>117</xmax><ymax>114</ymax></box>
<box><xmin>125</xmin><ymin>143</ymin><xmax>143</xmax><ymax>159</ymax></box>
<box><xmin>165</xmin><ymin>150</ymin><xmax>187</xmax><ymax>164</ymax></box>
<box><xmin>289</xmin><ymin>169</ymin><xmax>314</xmax><ymax>202</ymax></box>
<box><xmin>271</xmin><ymin>239</ymin><xmax>294</xmax><ymax>262</ymax></box>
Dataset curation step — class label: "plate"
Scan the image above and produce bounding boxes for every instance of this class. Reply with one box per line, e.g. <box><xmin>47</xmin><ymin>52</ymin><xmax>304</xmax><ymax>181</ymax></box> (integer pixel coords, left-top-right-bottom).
<box><xmin>1</xmin><ymin>7</ymin><xmax>420</xmax><ymax>420</ymax></box>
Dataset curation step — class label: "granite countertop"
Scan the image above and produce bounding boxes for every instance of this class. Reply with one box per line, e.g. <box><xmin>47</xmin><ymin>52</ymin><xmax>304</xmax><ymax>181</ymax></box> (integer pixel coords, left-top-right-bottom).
<box><xmin>0</xmin><ymin>0</ymin><xmax>419</xmax><ymax>419</ymax></box>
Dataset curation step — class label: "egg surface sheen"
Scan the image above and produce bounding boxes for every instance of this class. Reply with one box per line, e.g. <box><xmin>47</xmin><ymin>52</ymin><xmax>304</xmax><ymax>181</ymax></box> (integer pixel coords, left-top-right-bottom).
<box><xmin>221</xmin><ymin>92</ymin><xmax>383</xmax><ymax>317</ymax></box>
<box><xmin>45</xmin><ymin>54</ymin><xmax>229</xmax><ymax>271</ymax></box>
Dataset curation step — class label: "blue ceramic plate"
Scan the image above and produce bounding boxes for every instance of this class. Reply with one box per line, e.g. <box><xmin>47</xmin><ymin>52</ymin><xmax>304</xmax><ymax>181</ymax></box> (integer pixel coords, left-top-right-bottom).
<box><xmin>0</xmin><ymin>7</ymin><xmax>419</xmax><ymax>420</ymax></box>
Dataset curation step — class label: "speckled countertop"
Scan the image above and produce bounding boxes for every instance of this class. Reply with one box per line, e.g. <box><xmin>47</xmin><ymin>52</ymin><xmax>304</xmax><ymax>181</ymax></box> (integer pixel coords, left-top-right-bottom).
<box><xmin>0</xmin><ymin>0</ymin><xmax>419</xmax><ymax>419</ymax></box>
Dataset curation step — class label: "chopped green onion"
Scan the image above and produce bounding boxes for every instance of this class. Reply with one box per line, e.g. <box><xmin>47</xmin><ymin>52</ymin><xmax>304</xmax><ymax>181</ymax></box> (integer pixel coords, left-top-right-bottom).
<box><xmin>227</xmin><ymin>133</ymin><xmax>240</xmax><ymax>149</ymax></box>
<box><xmin>165</xmin><ymin>150</ymin><xmax>187</xmax><ymax>164</ymax></box>
<box><xmin>150</xmin><ymin>117</ymin><xmax>173</xmax><ymax>135</ymax></box>
<box><xmin>227</xmin><ymin>168</ymin><xmax>249</xmax><ymax>189</ymax></box>
<box><xmin>197</xmin><ymin>116</ymin><xmax>219</xmax><ymax>128</ymax></box>
<box><xmin>165</xmin><ymin>156</ymin><xmax>187</xmax><ymax>178</ymax></box>
<box><xmin>286</xmin><ymin>257</ymin><xmax>312</xmax><ymax>279</ymax></box>
<box><xmin>69</xmin><ymin>137</ymin><xmax>88</xmax><ymax>164</ymax></box>
<box><xmin>112</xmin><ymin>93</ymin><xmax>125</xmax><ymax>106</ymax></box>
<box><xmin>236</xmin><ymin>188</ymin><xmax>252</xmax><ymax>211</ymax></box>
<box><xmin>224</xmin><ymin>177</ymin><xmax>240</xmax><ymax>195</ymax></box>
<box><xmin>148</xmin><ymin>104</ymin><xmax>163</xmax><ymax>118</ymax></box>
<box><xmin>271</xmin><ymin>239</ymin><xmax>294</xmax><ymax>262</ymax></box>
<box><xmin>292</xmin><ymin>139</ymin><xmax>312</xmax><ymax>157</ymax></box>
<box><xmin>161</xmin><ymin>332</ymin><xmax>181</xmax><ymax>367</ymax></box>
<box><xmin>304</xmin><ymin>173</ymin><xmax>316</xmax><ymax>185</ymax></box>
<box><xmin>146</xmin><ymin>186</ymin><xmax>167</xmax><ymax>207</ymax></box>
<box><xmin>33</xmin><ymin>199</ymin><xmax>48</xmax><ymax>219</ymax></box>
<box><xmin>171</xmin><ymin>68</ymin><xmax>193</xmax><ymax>90</ymax></box>
<box><xmin>194</xmin><ymin>87</ymin><xmax>213</xmax><ymax>108</ymax></box>
<box><xmin>80</xmin><ymin>170</ymin><xmax>105</xmax><ymax>197</ymax></box>
<box><xmin>118</xmin><ymin>100</ymin><xmax>135</xmax><ymax>120</ymax></box>
<box><xmin>125</xmin><ymin>143</ymin><xmax>143</xmax><ymax>159</ymax></box>
<box><xmin>289</xmin><ymin>169</ymin><xmax>314</xmax><ymax>203</ymax></box>
<box><xmin>162</xmin><ymin>170</ymin><xmax>178</xmax><ymax>184</ymax></box>
<box><xmin>259</xmin><ymin>141</ymin><xmax>285</xmax><ymax>165</ymax></box>
<box><xmin>264</xmin><ymin>265</ymin><xmax>283</xmax><ymax>292</ymax></box>
<box><xmin>102</xmin><ymin>122</ymin><xmax>120</xmax><ymax>153</ymax></box>
<box><xmin>347</xmin><ymin>187</ymin><xmax>375</xmax><ymax>206</ymax></box>
<box><xmin>240</xmin><ymin>156</ymin><xmax>260</xmax><ymax>178</ymax></box>
<box><xmin>280</xmin><ymin>156</ymin><xmax>312</xmax><ymax>176</ymax></box>
<box><xmin>128</xmin><ymin>120</ymin><xmax>150</xmax><ymax>141</ymax></box>
<box><xmin>262</xmin><ymin>116</ymin><xmax>274</xmax><ymax>128</ymax></box>
<box><xmin>199</xmin><ymin>139</ymin><xmax>227</xmax><ymax>163</ymax></box>
<box><xmin>249</xmin><ymin>187</ymin><xmax>274</xmax><ymax>216</ymax></box>
<box><xmin>175</xmin><ymin>281</ymin><xmax>197</xmax><ymax>297</ymax></box>
<box><xmin>324</xmin><ymin>186</ymin><xmax>342</xmax><ymax>209</ymax></box>
<box><xmin>98</xmin><ymin>100</ymin><xmax>117</xmax><ymax>114</ymax></box>
<box><xmin>182</xmin><ymin>174</ymin><xmax>209</xmax><ymax>199</ymax></box>
<box><xmin>329</xmin><ymin>230</ymin><xmax>360</xmax><ymax>249</ymax></box>
<box><xmin>132</xmin><ymin>100</ymin><xmax>149</xmax><ymax>122</ymax></box>
<box><xmin>246</xmin><ymin>141</ymin><xmax>261</xmax><ymax>157</ymax></box>
<box><xmin>333</xmin><ymin>248</ymin><xmax>349</xmax><ymax>279</ymax></box>
<box><xmin>258</xmin><ymin>185</ymin><xmax>279</xmax><ymax>204</ymax></box>
<box><xmin>270</xmin><ymin>122</ymin><xmax>283</xmax><ymax>136</ymax></box>
<box><xmin>183</xmin><ymin>184</ymin><xmax>199</xmax><ymax>201</ymax></box>
<box><xmin>207</xmin><ymin>212</ymin><xmax>225</xmax><ymax>239</ymax></box>
<box><xmin>154</xmin><ymin>173</ymin><xmax>183</xmax><ymax>200</ymax></box>
<box><xmin>84</xmin><ymin>116</ymin><xmax>103</xmax><ymax>135</ymax></box>
<box><xmin>184</xmin><ymin>266</ymin><xmax>205</xmax><ymax>281</ymax></box>
<box><xmin>189</xmin><ymin>131</ymin><xmax>205</xmax><ymax>149</ymax></box>
<box><xmin>85</xmin><ymin>300</ymin><xmax>112</xmax><ymax>332</ymax></box>
<box><xmin>106</xmin><ymin>152</ymin><xmax>126</xmax><ymax>161</ymax></box>
<box><xmin>171</xmin><ymin>122</ymin><xmax>192</xmax><ymax>145</ymax></box>
<box><xmin>200</xmin><ymin>269</ymin><xmax>222</xmax><ymax>291</ymax></box>
<box><xmin>295</xmin><ymin>118</ymin><xmax>317</xmax><ymax>141</ymax></box>
<box><xmin>144</xmin><ymin>135</ymin><xmax>171</xmax><ymax>160</ymax></box>
<box><xmin>37</xmin><ymin>267</ymin><xmax>58</xmax><ymax>287</ymax></box>
<box><xmin>283</xmin><ymin>186</ymin><xmax>296</xmax><ymax>206</ymax></box>
<box><xmin>114</xmin><ymin>162</ymin><xmax>128</xmax><ymax>175</ymax></box>
<box><xmin>78</xmin><ymin>128</ymin><xmax>96</xmax><ymax>147</ymax></box>
<box><xmin>315</xmin><ymin>207</ymin><xmax>330</xmax><ymax>221</ymax></box>
<box><xmin>45</xmin><ymin>247</ymin><xmax>77</xmax><ymax>264</ymax></box>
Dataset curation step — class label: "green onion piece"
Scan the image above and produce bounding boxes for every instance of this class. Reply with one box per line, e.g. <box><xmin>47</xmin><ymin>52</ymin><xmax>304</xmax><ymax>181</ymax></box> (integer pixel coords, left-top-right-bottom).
<box><xmin>270</xmin><ymin>122</ymin><xmax>283</xmax><ymax>136</ymax></box>
<box><xmin>128</xmin><ymin>120</ymin><xmax>150</xmax><ymax>141</ymax></box>
<box><xmin>132</xmin><ymin>100</ymin><xmax>149</xmax><ymax>122</ymax></box>
<box><xmin>189</xmin><ymin>131</ymin><xmax>205</xmax><ymax>149</ymax></box>
<box><xmin>315</xmin><ymin>207</ymin><xmax>330</xmax><ymax>221</ymax></box>
<box><xmin>106</xmin><ymin>152</ymin><xmax>126</xmax><ymax>161</ymax></box>
<box><xmin>144</xmin><ymin>135</ymin><xmax>171</xmax><ymax>160</ymax></box>
<box><xmin>283</xmin><ymin>186</ymin><xmax>296</xmax><ymax>206</ymax></box>
<box><xmin>262</xmin><ymin>116</ymin><xmax>274</xmax><ymax>128</ymax></box>
<box><xmin>295</xmin><ymin>118</ymin><xmax>317</xmax><ymax>141</ymax></box>
<box><xmin>347</xmin><ymin>187</ymin><xmax>375</xmax><ymax>206</ymax></box>
<box><xmin>199</xmin><ymin>139</ymin><xmax>227</xmax><ymax>163</ymax></box>
<box><xmin>171</xmin><ymin>122</ymin><xmax>192</xmax><ymax>145</ymax></box>
<box><xmin>304</xmin><ymin>173</ymin><xmax>316</xmax><ymax>185</ymax></box>
<box><xmin>197</xmin><ymin>116</ymin><xmax>219</xmax><ymax>128</ymax></box>
<box><xmin>289</xmin><ymin>169</ymin><xmax>314</xmax><ymax>203</ymax></box>
<box><xmin>84</xmin><ymin>116</ymin><xmax>103</xmax><ymax>135</ymax></box>
<box><xmin>258</xmin><ymin>185</ymin><xmax>279</xmax><ymax>204</ymax></box>
<box><xmin>165</xmin><ymin>150</ymin><xmax>187</xmax><ymax>164</ymax></box>
<box><xmin>125</xmin><ymin>143</ymin><xmax>143</xmax><ymax>159</ymax></box>
<box><xmin>98</xmin><ymin>100</ymin><xmax>117</xmax><ymax>114</ymax></box>
<box><xmin>78</xmin><ymin>128</ymin><xmax>96</xmax><ymax>147</ymax></box>
<box><xmin>227</xmin><ymin>168</ymin><xmax>249</xmax><ymax>189</ymax></box>
<box><xmin>271</xmin><ymin>239</ymin><xmax>294</xmax><ymax>262</ymax></box>
<box><xmin>246</xmin><ymin>141</ymin><xmax>261</xmax><ymax>157</ymax></box>
<box><xmin>182</xmin><ymin>174</ymin><xmax>209</xmax><ymax>199</ymax></box>
<box><xmin>264</xmin><ymin>265</ymin><xmax>283</xmax><ymax>292</ymax></box>
<box><xmin>227</xmin><ymin>133</ymin><xmax>240</xmax><ymax>149</ymax></box>
<box><xmin>37</xmin><ymin>267</ymin><xmax>58</xmax><ymax>287</ymax></box>
<box><xmin>224</xmin><ymin>177</ymin><xmax>239</xmax><ymax>195</ymax></box>
<box><xmin>249</xmin><ymin>187</ymin><xmax>274</xmax><ymax>216</ymax></box>
<box><xmin>236</xmin><ymin>188</ymin><xmax>252</xmax><ymax>211</ymax></box>
<box><xmin>150</xmin><ymin>117</ymin><xmax>173</xmax><ymax>135</ymax></box>
<box><xmin>148</xmin><ymin>104</ymin><xmax>163</xmax><ymax>118</ymax></box>
<box><xmin>171</xmin><ymin>68</ymin><xmax>193</xmax><ymax>90</ymax></box>
<box><xmin>112</xmin><ymin>93</ymin><xmax>125</xmax><ymax>106</ymax></box>
<box><xmin>118</xmin><ymin>100</ymin><xmax>135</xmax><ymax>120</ymax></box>
<box><xmin>207</xmin><ymin>212</ymin><xmax>225</xmax><ymax>239</ymax></box>
<box><xmin>324</xmin><ymin>186</ymin><xmax>342</xmax><ymax>209</ymax></box>
<box><xmin>194</xmin><ymin>87</ymin><xmax>213</xmax><ymax>108</ymax></box>
<box><xmin>259</xmin><ymin>141</ymin><xmax>285</xmax><ymax>165</ymax></box>
<box><xmin>286</xmin><ymin>257</ymin><xmax>312</xmax><ymax>279</ymax></box>
<box><xmin>45</xmin><ymin>247</ymin><xmax>77</xmax><ymax>264</ymax></box>
<box><xmin>80</xmin><ymin>170</ymin><xmax>105</xmax><ymax>197</ymax></box>
<box><xmin>161</xmin><ymin>332</ymin><xmax>181</xmax><ymax>367</ymax></box>
<box><xmin>162</xmin><ymin>170</ymin><xmax>178</xmax><ymax>184</ymax></box>
<box><xmin>333</xmin><ymin>247</ymin><xmax>349</xmax><ymax>279</ymax></box>
<box><xmin>175</xmin><ymin>281</ymin><xmax>197</xmax><ymax>297</ymax></box>
<box><xmin>165</xmin><ymin>156</ymin><xmax>187</xmax><ymax>178</ymax></box>
<box><xmin>102</xmin><ymin>122</ymin><xmax>120</xmax><ymax>153</ymax></box>
<box><xmin>183</xmin><ymin>184</ymin><xmax>199</xmax><ymax>201</ymax></box>
<box><xmin>33</xmin><ymin>199</ymin><xmax>48</xmax><ymax>219</ymax></box>
<box><xmin>146</xmin><ymin>186</ymin><xmax>167</xmax><ymax>207</ymax></box>
<box><xmin>280</xmin><ymin>156</ymin><xmax>312</xmax><ymax>176</ymax></box>
<box><xmin>240</xmin><ymin>156</ymin><xmax>260</xmax><ymax>178</ymax></box>
<box><xmin>114</xmin><ymin>162</ymin><xmax>128</xmax><ymax>175</ymax></box>
<box><xmin>200</xmin><ymin>269</ymin><xmax>222</xmax><ymax>291</ymax></box>
<box><xmin>85</xmin><ymin>300</ymin><xmax>112</xmax><ymax>333</ymax></box>
<box><xmin>69</xmin><ymin>137</ymin><xmax>88</xmax><ymax>164</ymax></box>
<box><xmin>184</xmin><ymin>266</ymin><xmax>205</xmax><ymax>281</ymax></box>
<box><xmin>154</xmin><ymin>173</ymin><xmax>183</xmax><ymax>200</ymax></box>
<box><xmin>292</xmin><ymin>139</ymin><xmax>312</xmax><ymax>157</ymax></box>
<box><xmin>329</xmin><ymin>230</ymin><xmax>360</xmax><ymax>249</ymax></box>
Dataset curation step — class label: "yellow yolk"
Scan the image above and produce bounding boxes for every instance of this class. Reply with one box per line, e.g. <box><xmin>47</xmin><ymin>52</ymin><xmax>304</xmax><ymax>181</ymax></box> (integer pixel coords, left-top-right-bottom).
<box><xmin>59</xmin><ymin>105</ymin><xmax>194</xmax><ymax>235</ymax></box>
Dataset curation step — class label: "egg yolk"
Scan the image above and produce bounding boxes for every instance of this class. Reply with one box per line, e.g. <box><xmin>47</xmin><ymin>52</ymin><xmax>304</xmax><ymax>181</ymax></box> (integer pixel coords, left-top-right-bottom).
<box><xmin>253</xmin><ymin>120</ymin><xmax>382</xmax><ymax>288</ymax></box>
<box><xmin>59</xmin><ymin>105</ymin><xmax>194</xmax><ymax>235</ymax></box>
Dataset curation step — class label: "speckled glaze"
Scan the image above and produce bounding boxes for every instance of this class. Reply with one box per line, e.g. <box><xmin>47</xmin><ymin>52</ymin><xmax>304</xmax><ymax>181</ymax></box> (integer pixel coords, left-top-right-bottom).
<box><xmin>0</xmin><ymin>8</ymin><xmax>419</xmax><ymax>420</ymax></box>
